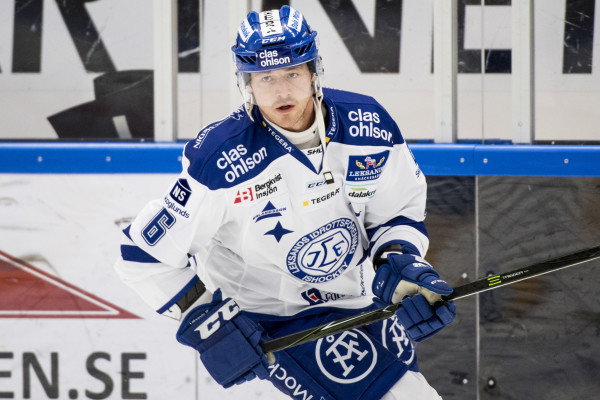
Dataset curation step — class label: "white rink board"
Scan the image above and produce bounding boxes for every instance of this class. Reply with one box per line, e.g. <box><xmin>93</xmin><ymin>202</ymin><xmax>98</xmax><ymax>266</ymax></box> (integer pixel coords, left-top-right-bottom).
<box><xmin>0</xmin><ymin>174</ymin><xmax>287</xmax><ymax>400</ymax></box>
<box><xmin>0</xmin><ymin>0</ymin><xmax>599</xmax><ymax>142</ymax></box>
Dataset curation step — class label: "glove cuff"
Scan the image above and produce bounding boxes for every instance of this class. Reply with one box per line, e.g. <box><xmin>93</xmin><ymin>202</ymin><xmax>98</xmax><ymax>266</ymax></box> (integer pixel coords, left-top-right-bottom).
<box><xmin>373</xmin><ymin>243</ymin><xmax>406</xmax><ymax>271</ymax></box>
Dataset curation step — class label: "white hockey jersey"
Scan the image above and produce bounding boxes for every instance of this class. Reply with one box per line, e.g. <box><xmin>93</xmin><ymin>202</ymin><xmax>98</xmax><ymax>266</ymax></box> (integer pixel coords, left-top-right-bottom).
<box><xmin>115</xmin><ymin>88</ymin><xmax>429</xmax><ymax>318</ymax></box>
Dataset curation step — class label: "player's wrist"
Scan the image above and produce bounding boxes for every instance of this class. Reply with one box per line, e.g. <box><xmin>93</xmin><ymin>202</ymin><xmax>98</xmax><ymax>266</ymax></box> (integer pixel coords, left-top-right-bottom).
<box><xmin>162</xmin><ymin>279</ymin><xmax>209</xmax><ymax>321</ymax></box>
<box><xmin>373</xmin><ymin>243</ymin><xmax>406</xmax><ymax>271</ymax></box>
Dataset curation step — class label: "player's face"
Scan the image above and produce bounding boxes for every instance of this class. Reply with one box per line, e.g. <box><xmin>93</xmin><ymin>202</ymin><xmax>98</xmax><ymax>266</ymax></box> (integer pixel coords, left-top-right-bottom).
<box><xmin>249</xmin><ymin>64</ymin><xmax>315</xmax><ymax>132</ymax></box>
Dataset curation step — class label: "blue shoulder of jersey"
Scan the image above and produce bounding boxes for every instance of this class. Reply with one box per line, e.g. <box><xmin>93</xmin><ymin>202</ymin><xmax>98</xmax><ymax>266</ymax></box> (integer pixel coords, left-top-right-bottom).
<box><xmin>183</xmin><ymin>106</ymin><xmax>286</xmax><ymax>190</ymax></box>
<box><xmin>322</xmin><ymin>87</ymin><xmax>405</xmax><ymax>147</ymax></box>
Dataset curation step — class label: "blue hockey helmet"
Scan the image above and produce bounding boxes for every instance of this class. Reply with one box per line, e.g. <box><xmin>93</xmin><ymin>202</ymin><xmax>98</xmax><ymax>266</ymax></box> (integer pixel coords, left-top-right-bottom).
<box><xmin>232</xmin><ymin>6</ymin><xmax>332</xmax><ymax>183</ymax></box>
<box><xmin>232</xmin><ymin>6</ymin><xmax>319</xmax><ymax>73</ymax></box>
<box><xmin>232</xmin><ymin>6</ymin><xmax>324</xmax><ymax>111</ymax></box>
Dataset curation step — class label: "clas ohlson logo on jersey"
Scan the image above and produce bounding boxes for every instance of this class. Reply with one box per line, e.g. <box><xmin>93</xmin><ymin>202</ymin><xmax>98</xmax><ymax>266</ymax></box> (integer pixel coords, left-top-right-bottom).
<box><xmin>217</xmin><ymin>144</ymin><xmax>267</xmax><ymax>183</ymax></box>
<box><xmin>347</xmin><ymin>109</ymin><xmax>393</xmax><ymax>143</ymax></box>
<box><xmin>286</xmin><ymin>218</ymin><xmax>359</xmax><ymax>283</ymax></box>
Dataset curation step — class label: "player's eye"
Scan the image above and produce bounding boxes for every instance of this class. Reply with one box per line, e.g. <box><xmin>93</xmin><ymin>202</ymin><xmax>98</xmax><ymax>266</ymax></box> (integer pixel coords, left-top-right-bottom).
<box><xmin>288</xmin><ymin>72</ymin><xmax>298</xmax><ymax>78</ymax></box>
<box><xmin>261</xmin><ymin>75</ymin><xmax>272</xmax><ymax>82</ymax></box>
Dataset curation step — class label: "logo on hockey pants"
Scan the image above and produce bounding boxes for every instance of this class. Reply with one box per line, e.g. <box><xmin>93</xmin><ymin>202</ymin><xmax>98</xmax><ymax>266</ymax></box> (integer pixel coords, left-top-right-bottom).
<box><xmin>315</xmin><ymin>329</ymin><xmax>377</xmax><ymax>384</ymax></box>
<box><xmin>381</xmin><ymin>316</ymin><xmax>415</xmax><ymax>365</ymax></box>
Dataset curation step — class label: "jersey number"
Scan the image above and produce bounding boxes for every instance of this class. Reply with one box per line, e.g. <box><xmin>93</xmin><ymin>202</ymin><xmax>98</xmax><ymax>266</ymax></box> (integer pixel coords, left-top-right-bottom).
<box><xmin>142</xmin><ymin>208</ymin><xmax>175</xmax><ymax>246</ymax></box>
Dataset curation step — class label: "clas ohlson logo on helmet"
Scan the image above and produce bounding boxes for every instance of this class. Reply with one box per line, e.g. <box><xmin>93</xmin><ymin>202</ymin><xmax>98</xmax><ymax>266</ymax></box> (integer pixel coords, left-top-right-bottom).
<box><xmin>256</xmin><ymin>47</ymin><xmax>293</xmax><ymax>68</ymax></box>
<box><xmin>286</xmin><ymin>218</ymin><xmax>359</xmax><ymax>283</ymax></box>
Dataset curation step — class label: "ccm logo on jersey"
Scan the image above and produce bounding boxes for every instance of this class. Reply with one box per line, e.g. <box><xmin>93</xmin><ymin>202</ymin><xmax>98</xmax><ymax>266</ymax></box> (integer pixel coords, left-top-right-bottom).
<box><xmin>305</xmin><ymin>179</ymin><xmax>326</xmax><ymax>191</ymax></box>
<box><xmin>217</xmin><ymin>144</ymin><xmax>267</xmax><ymax>183</ymax></box>
<box><xmin>347</xmin><ymin>109</ymin><xmax>393</xmax><ymax>143</ymax></box>
<box><xmin>195</xmin><ymin>299</ymin><xmax>240</xmax><ymax>339</ymax></box>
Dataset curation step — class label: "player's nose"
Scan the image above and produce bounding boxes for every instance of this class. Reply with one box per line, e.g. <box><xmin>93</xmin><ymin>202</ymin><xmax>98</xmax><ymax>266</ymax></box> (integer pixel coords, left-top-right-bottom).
<box><xmin>272</xmin><ymin>78</ymin><xmax>294</xmax><ymax>96</ymax></box>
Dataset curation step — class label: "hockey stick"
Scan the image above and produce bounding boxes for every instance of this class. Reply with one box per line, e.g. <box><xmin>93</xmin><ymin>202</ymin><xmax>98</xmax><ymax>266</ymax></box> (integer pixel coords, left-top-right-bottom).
<box><xmin>260</xmin><ymin>245</ymin><xmax>600</xmax><ymax>354</ymax></box>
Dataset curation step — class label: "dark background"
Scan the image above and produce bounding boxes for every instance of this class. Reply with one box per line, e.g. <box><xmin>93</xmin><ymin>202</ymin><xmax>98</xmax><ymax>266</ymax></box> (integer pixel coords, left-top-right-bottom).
<box><xmin>417</xmin><ymin>176</ymin><xmax>600</xmax><ymax>399</ymax></box>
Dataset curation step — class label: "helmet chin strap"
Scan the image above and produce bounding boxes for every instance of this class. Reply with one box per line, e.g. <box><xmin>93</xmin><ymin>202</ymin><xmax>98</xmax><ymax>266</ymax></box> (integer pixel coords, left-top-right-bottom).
<box><xmin>243</xmin><ymin>88</ymin><xmax>255</xmax><ymax>122</ymax></box>
<box><xmin>313</xmin><ymin>82</ymin><xmax>334</xmax><ymax>186</ymax></box>
<box><xmin>244</xmin><ymin>102</ymin><xmax>254</xmax><ymax>122</ymax></box>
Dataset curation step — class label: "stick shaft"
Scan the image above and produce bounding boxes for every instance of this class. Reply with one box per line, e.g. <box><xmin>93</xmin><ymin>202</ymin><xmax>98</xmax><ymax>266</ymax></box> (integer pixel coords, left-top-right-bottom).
<box><xmin>447</xmin><ymin>245</ymin><xmax>600</xmax><ymax>301</ymax></box>
<box><xmin>260</xmin><ymin>245</ymin><xmax>600</xmax><ymax>354</ymax></box>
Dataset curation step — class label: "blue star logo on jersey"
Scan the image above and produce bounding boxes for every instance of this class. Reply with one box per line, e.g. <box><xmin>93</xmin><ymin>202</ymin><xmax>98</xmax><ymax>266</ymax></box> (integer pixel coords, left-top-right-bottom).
<box><xmin>264</xmin><ymin>221</ymin><xmax>293</xmax><ymax>242</ymax></box>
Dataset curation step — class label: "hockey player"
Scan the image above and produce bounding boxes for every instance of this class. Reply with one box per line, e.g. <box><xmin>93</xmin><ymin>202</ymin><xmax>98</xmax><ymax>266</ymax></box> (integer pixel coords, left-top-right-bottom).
<box><xmin>115</xmin><ymin>6</ymin><xmax>456</xmax><ymax>400</ymax></box>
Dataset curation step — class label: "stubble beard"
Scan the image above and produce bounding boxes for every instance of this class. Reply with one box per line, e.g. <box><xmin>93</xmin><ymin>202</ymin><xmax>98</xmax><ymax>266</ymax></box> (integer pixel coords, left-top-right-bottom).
<box><xmin>266</xmin><ymin>96</ymin><xmax>314</xmax><ymax>132</ymax></box>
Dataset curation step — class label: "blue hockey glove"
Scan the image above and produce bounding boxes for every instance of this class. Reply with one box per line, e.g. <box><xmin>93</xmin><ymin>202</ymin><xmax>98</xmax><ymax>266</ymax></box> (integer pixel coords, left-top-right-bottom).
<box><xmin>175</xmin><ymin>289</ymin><xmax>270</xmax><ymax>388</ymax></box>
<box><xmin>395</xmin><ymin>294</ymin><xmax>456</xmax><ymax>342</ymax></box>
<box><xmin>372</xmin><ymin>253</ymin><xmax>453</xmax><ymax>304</ymax></box>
